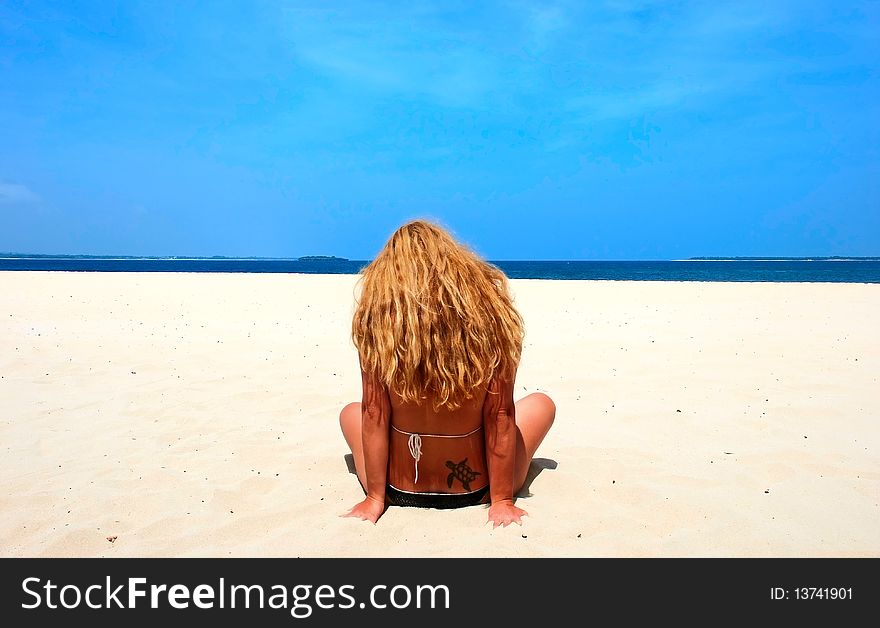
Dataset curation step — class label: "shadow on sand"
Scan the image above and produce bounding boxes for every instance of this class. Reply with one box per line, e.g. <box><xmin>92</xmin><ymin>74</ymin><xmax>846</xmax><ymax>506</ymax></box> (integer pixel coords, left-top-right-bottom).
<box><xmin>344</xmin><ymin>453</ymin><xmax>357</xmax><ymax>476</ymax></box>
<box><xmin>516</xmin><ymin>457</ymin><xmax>558</xmax><ymax>498</ymax></box>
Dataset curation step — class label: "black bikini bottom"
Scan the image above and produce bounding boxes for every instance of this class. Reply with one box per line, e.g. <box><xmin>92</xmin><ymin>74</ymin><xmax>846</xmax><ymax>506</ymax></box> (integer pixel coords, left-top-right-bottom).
<box><xmin>386</xmin><ymin>484</ymin><xmax>489</xmax><ymax>509</ymax></box>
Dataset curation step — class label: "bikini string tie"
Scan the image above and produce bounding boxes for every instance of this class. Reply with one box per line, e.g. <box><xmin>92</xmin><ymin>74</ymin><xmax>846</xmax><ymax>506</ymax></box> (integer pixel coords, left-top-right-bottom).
<box><xmin>407</xmin><ymin>433</ymin><xmax>422</xmax><ymax>485</ymax></box>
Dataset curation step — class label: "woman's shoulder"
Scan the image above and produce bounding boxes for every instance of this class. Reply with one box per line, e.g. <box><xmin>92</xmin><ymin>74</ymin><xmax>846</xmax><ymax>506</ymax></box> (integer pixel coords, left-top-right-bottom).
<box><xmin>389</xmin><ymin>382</ymin><xmax>488</xmax><ymax>434</ymax></box>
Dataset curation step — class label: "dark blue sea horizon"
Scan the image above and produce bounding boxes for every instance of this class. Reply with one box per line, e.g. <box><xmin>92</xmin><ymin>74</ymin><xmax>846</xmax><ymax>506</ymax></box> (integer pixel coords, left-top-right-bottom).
<box><xmin>1</xmin><ymin>257</ymin><xmax>879</xmax><ymax>283</ymax></box>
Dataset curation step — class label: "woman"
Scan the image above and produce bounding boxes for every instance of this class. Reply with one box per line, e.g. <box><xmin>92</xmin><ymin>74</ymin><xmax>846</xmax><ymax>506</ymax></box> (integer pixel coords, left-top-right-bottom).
<box><xmin>339</xmin><ymin>219</ymin><xmax>555</xmax><ymax>527</ymax></box>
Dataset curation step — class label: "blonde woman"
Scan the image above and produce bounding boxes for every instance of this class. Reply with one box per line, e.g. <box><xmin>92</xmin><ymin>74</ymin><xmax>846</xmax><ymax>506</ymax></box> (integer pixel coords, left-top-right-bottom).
<box><xmin>339</xmin><ymin>219</ymin><xmax>555</xmax><ymax>527</ymax></box>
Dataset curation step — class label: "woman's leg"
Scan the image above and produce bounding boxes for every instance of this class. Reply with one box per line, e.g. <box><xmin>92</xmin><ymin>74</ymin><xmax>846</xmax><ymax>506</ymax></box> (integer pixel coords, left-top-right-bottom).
<box><xmin>339</xmin><ymin>401</ymin><xmax>367</xmax><ymax>491</ymax></box>
<box><xmin>513</xmin><ymin>393</ymin><xmax>556</xmax><ymax>493</ymax></box>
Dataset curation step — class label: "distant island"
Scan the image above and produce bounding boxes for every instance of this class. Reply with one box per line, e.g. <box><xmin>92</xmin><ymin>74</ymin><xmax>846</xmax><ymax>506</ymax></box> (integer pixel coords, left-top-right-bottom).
<box><xmin>686</xmin><ymin>256</ymin><xmax>880</xmax><ymax>261</ymax></box>
<box><xmin>297</xmin><ymin>255</ymin><xmax>349</xmax><ymax>261</ymax></box>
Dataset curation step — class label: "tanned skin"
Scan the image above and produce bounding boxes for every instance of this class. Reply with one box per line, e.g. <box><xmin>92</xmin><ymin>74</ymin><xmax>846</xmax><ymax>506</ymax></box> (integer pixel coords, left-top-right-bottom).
<box><xmin>342</xmin><ymin>367</ymin><xmax>392</xmax><ymax>524</ymax></box>
<box><xmin>482</xmin><ymin>372</ymin><xmax>529</xmax><ymax>527</ymax></box>
<box><xmin>342</xmin><ymin>365</ymin><xmax>543</xmax><ymax>527</ymax></box>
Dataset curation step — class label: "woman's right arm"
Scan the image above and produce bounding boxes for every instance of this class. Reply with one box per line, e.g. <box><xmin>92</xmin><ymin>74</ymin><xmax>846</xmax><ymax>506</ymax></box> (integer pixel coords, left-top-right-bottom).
<box><xmin>482</xmin><ymin>372</ymin><xmax>528</xmax><ymax>527</ymax></box>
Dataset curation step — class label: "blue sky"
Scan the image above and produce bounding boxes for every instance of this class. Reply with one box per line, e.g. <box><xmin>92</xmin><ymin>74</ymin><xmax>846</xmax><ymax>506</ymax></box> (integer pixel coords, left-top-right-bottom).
<box><xmin>1</xmin><ymin>1</ymin><xmax>878</xmax><ymax>259</ymax></box>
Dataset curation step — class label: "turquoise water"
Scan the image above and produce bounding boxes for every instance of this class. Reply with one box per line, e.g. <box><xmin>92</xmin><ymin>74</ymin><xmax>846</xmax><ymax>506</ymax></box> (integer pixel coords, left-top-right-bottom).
<box><xmin>1</xmin><ymin>257</ymin><xmax>879</xmax><ymax>283</ymax></box>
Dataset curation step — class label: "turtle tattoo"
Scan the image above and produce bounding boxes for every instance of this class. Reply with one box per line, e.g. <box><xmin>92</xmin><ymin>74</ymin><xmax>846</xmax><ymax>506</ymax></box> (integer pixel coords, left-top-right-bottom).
<box><xmin>445</xmin><ymin>458</ymin><xmax>481</xmax><ymax>491</ymax></box>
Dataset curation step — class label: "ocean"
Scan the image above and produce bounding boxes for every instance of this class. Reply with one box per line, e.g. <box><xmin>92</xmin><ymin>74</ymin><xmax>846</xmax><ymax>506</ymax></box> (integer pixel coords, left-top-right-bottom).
<box><xmin>1</xmin><ymin>257</ymin><xmax>879</xmax><ymax>283</ymax></box>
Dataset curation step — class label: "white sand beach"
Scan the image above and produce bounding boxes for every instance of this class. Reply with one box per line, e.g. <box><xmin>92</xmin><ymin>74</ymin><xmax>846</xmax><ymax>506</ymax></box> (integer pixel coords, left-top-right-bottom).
<box><xmin>0</xmin><ymin>271</ymin><xmax>877</xmax><ymax>557</ymax></box>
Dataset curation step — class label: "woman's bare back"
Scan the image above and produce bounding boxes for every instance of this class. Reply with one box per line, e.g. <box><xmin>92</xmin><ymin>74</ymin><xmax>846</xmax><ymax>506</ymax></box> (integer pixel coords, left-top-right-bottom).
<box><xmin>387</xmin><ymin>382</ymin><xmax>489</xmax><ymax>494</ymax></box>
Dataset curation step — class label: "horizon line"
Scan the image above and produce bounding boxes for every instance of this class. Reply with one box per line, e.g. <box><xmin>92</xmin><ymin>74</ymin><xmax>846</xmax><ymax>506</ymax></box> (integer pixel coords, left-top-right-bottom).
<box><xmin>2</xmin><ymin>253</ymin><xmax>879</xmax><ymax>262</ymax></box>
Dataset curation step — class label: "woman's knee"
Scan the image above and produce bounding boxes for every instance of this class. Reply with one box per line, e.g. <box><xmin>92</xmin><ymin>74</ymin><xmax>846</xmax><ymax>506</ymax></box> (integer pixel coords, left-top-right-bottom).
<box><xmin>527</xmin><ymin>392</ymin><xmax>556</xmax><ymax>424</ymax></box>
<box><xmin>339</xmin><ymin>402</ymin><xmax>361</xmax><ymax>428</ymax></box>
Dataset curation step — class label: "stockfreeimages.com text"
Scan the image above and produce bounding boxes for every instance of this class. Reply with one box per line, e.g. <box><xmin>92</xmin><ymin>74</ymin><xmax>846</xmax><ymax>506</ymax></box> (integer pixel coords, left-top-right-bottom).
<box><xmin>21</xmin><ymin>577</ymin><xmax>450</xmax><ymax>618</ymax></box>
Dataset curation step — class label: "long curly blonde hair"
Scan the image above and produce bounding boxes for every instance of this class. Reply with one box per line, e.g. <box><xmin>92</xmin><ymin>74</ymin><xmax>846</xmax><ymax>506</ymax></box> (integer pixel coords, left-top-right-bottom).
<box><xmin>352</xmin><ymin>219</ymin><xmax>524</xmax><ymax>412</ymax></box>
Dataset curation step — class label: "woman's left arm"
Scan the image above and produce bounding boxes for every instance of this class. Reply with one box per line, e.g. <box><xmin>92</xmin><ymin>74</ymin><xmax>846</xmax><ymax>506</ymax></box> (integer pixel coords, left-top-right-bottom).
<box><xmin>343</xmin><ymin>366</ymin><xmax>391</xmax><ymax>523</ymax></box>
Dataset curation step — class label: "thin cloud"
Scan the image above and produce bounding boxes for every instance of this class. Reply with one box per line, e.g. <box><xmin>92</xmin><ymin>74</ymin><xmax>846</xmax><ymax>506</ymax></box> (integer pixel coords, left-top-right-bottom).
<box><xmin>521</xmin><ymin>3</ymin><xmax>568</xmax><ymax>56</ymax></box>
<box><xmin>560</xmin><ymin>3</ymin><xmax>811</xmax><ymax>123</ymax></box>
<box><xmin>281</xmin><ymin>5</ymin><xmax>507</xmax><ymax>108</ymax></box>
<box><xmin>0</xmin><ymin>182</ymin><xmax>39</xmax><ymax>204</ymax></box>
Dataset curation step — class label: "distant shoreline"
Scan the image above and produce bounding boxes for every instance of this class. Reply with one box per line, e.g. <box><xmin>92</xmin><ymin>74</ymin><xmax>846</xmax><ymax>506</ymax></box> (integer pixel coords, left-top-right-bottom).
<box><xmin>0</xmin><ymin>254</ymin><xmax>353</xmax><ymax>261</ymax></box>
<box><xmin>1</xmin><ymin>254</ymin><xmax>877</xmax><ymax>262</ymax></box>
<box><xmin>682</xmin><ymin>256</ymin><xmax>880</xmax><ymax>262</ymax></box>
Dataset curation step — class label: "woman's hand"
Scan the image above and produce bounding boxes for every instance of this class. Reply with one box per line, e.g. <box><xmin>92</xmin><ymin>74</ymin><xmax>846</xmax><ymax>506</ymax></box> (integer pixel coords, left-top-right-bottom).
<box><xmin>341</xmin><ymin>496</ymin><xmax>386</xmax><ymax>524</ymax></box>
<box><xmin>487</xmin><ymin>499</ymin><xmax>528</xmax><ymax>528</ymax></box>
